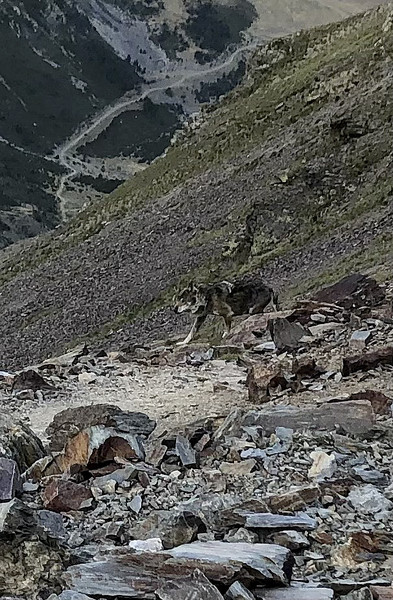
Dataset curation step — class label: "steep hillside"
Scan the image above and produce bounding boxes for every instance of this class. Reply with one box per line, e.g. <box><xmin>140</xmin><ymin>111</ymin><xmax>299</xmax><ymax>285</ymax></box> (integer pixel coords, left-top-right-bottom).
<box><xmin>1</xmin><ymin>3</ymin><xmax>393</xmax><ymax>368</ymax></box>
<box><xmin>0</xmin><ymin>0</ymin><xmax>144</xmax><ymax>247</ymax></box>
<box><xmin>0</xmin><ymin>0</ymin><xmax>387</xmax><ymax>249</ymax></box>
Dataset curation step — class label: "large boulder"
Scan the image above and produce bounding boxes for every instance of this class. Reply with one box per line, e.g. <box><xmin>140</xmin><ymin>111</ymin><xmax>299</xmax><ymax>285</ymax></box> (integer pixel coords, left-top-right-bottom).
<box><xmin>46</xmin><ymin>404</ymin><xmax>156</xmax><ymax>452</ymax></box>
<box><xmin>45</xmin><ymin>404</ymin><xmax>156</xmax><ymax>473</ymax></box>
<box><xmin>65</xmin><ymin>541</ymin><xmax>294</xmax><ymax>595</ymax></box>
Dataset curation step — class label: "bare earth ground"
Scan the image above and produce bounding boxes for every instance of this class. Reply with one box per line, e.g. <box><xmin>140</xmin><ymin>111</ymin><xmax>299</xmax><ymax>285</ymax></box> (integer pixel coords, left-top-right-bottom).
<box><xmin>15</xmin><ymin>360</ymin><xmax>249</xmax><ymax>442</ymax></box>
<box><xmin>8</xmin><ymin>342</ymin><xmax>393</xmax><ymax>443</ymax></box>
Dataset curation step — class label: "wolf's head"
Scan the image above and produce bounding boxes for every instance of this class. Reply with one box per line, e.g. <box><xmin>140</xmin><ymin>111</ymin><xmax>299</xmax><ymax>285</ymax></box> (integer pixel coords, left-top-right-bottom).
<box><xmin>174</xmin><ymin>282</ymin><xmax>207</xmax><ymax>314</ymax></box>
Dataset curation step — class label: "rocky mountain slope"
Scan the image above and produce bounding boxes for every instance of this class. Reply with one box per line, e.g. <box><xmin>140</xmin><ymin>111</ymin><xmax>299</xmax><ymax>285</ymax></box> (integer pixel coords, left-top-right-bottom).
<box><xmin>0</xmin><ymin>0</ymin><xmax>386</xmax><ymax>248</ymax></box>
<box><xmin>2</xmin><ymin>273</ymin><xmax>393</xmax><ymax>598</ymax></box>
<box><xmin>1</xmin><ymin>3</ymin><xmax>393</xmax><ymax>368</ymax></box>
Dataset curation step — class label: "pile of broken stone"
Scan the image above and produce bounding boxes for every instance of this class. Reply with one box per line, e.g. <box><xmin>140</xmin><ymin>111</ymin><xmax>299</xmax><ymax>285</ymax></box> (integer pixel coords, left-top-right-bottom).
<box><xmin>2</xmin><ymin>273</ymin><xmax>393</xmax><ymax>600</ymax></box>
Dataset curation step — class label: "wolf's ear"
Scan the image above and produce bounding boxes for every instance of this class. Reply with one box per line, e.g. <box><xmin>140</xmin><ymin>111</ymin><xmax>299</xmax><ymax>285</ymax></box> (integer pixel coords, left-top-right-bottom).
<box><xmin>190</xmin><ymin>281</ymin><xmax>197</xmax><ymax>291</ymax></box>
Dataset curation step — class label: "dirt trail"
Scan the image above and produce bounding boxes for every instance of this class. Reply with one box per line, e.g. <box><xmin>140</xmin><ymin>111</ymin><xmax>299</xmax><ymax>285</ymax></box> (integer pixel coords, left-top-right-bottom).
<box><xmin>18</xmin><ymin>359</ymin><xmax>249</xmax><ymax>441</ymax></box>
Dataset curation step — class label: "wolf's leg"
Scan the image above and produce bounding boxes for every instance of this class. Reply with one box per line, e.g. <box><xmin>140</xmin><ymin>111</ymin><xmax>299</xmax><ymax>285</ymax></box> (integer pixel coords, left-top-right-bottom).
<box><xmin>249</xmin><ymin>301</ymin><xmax>268</xmax><ymax>315</ymax></box>
<box><xmin>177</xmin><ymin>314</ymin><xmax>207</xmax><ymax>345</ymax></box>
<box><xmin>222</xmin><ymin>314</ymin><xmax>233</xmax><ymax>338</ymax></box>
<box><xmin>272</xmin><ymin>290</ymin><xmax>280</xmax><ymax>311</ymax></box>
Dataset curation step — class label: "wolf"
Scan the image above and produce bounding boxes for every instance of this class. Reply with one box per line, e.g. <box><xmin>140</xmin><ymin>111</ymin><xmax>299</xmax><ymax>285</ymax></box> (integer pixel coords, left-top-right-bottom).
<box><xmin>174</xmin><ymin>274</ymin><xmax>279</xmax><ymax>345</ymax></box>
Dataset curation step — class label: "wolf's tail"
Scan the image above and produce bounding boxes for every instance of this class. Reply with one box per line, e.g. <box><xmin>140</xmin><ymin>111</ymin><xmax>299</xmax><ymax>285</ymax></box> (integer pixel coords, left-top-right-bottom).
<box><xmin>271</xmin><ymin>289</ymin><xmax>280</xmax><ymax>312</ymax></box>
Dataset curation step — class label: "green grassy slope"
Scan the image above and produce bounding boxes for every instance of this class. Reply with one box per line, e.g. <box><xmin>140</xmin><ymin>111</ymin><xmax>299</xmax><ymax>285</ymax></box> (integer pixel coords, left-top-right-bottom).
<box><xmin>1</xmin><ymin>3</ymin><xmax>393</xmax><ymax>367</ymax></box>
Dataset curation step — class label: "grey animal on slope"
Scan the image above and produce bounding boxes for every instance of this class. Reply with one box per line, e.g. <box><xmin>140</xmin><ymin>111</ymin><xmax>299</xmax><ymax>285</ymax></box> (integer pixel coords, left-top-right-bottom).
<box><xmin>174</xmin><ymin>274</ymin><xmax>279</xmax><ymax>345</ymax></box>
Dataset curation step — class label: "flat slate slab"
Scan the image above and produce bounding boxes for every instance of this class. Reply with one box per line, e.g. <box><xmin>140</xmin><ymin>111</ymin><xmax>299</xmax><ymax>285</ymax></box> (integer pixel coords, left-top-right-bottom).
<box><xmin>242</xmin><ymin>400</ymin><xmax>375</xmax><ymax>435</ymax></box>
<box><xmin>166</xmin><ymin>541</ymin><xmax>294</xmax><ymax>585</ymax></box>
<box><xmin>254</xmin><ymin>587</ymin><xmax>333</xmax><ymax>599</ymax></box>
<box><xmin>65</xmin><ymin>541</ymin><xmax>294</xmax><ymax>597</ymax></box>
<box><xmin>240</xmin><ymin>512</ymin><xmax>316</xmax><ymax>531</ymax></box>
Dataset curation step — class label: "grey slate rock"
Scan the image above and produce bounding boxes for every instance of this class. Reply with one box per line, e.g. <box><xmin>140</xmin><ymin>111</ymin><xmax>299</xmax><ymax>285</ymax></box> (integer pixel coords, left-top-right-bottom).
<box><xmin>175</xmin><ymin>435</ymin><xmax>196</xmax><ymax>467</ymax></box>
<box><xmin>166</xmin><ymin>541</ymin><xmax>294</xmax><ymax>585</ymax></box>
<box><xmin>226</xmin><ymin>581</ymin><xmax>256</xmax><ymax>599</ymax></box>
<box><xmin>242</xmin><ymin>400</ymin><xmax>375</xmax><ymax>435</ymax></box>
<box><xmin>269</xmin><ymin>530</ymin><xmax>310</xmax><ymax>551</ymax></box>
<box><xmin>348</xmin><ymin>485</ymin><xmax>392</xmax><ymax>514</ymax></box>
<box><xmin>128</xmin><ymin>494</ymin><xmax>143</xmax><ymax>514</ymax></box>
<box><xmin>352</xmin><ymin>466</ymin><xmax>386</xmax><ymax>484</ymax></box>
<box><xmin>0</xmin><ymin>499</ymin><xmax>36</xmax><ymax>537</ymax></box>
<box><xmin>254</xmin><ymin>588</ymin><xmax>333</xmax><ymax>599</ymax></box>
<box><xmin>268</xmin><ymin>318</ymin><xmax>307</xmax><ymax>351</ymax></box>
<box><xmin>57</xmin><ymin>592</ymin><xmax>94</xmax><ymax>600</ymax></box>
<box><xmin>37</xmin><ymin>509</ymin><xmax>67</xmax><ymax>542</ymax></box>
<box><xmin>66</xmin><ymin>541</ymin><xmax>294</xmax><ymax>595</ymax></box>
<box><xmin>93</xmin><ymin>465</ymin><xmax>137</xmax><ymax>490</ymax></box>
<box><xmin>0</xmin><ymin>458</ymin><xmax>22</xmax><ymax>501</ymax></box>
<box><xmin>350</xmin><ymin>330</ymin><xmax>371</xmax><ymax>349</ymax></box>
<box><xmin>156</xmin><ymin>569</ymin><xmax>224</xmax><ymax>599</ymax></box>
<box><xmin>241</xmin><ymin>512</ymin><xmax>316</xmax><ymax>531</ymax></box>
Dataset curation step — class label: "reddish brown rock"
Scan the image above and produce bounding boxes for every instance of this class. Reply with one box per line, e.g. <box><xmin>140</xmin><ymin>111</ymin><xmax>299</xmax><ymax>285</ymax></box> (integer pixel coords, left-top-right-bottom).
<box><xmin>313</xmin><ymin>273</ymin><xmax>385</xmax><ymax>309</ymax></box>
<box><xmin>311</xmin><ymin>530</ymin><xmax>334</xmax><ymax>545</ymax></box>
<box><xmin>12</xmin><ymin>369</ymin><xmax>55</xmax><ymax>392</ymax></box>
<box><xmin>267</xmin><ymin>485</ymin><xmax>321</xmax><ymax>512</ymax></box>
<box><xmin>226</xmin><ymin>311</ymin><xmax>291</xmax><ymax>347</ymax></box>
<box><xmin>292</xmin><ymin>357</ymin><xmax>320</xmax><ymax>378</ymax></box>
<box><xmin>371</xmin><ymin>586</ymin><xmax>393</xmax><ymax>599</ymax></box>
<box><xmin>59</xmin><ymin>428</ymin><xmax>145</xmax><ymax>473</ymax></box>
<box><xmin>246</xmin><ymin>363</ymin><xmax>289</xmax><ymax>403</ymax></box>
<box><xmin>43</xmin><ymin>479</ymin><xmax>92</xmax><ymax>512</ymax></box>
<box><xmin>342</xmin><ymin>346</ymin><xmax>393</xmax><ymax>376</ymax></box>
<box><xmin>348</xmin><ymin>390</ymin><xmax>392</xmax><ymax>415</ymax></box>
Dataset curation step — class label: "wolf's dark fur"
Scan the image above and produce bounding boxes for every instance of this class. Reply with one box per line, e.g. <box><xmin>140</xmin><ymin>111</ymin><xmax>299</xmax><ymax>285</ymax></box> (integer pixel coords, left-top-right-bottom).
<box><xmin>174</xmin><ymin>274</ymin><xmax>279</xmax><ymax>344</ymax></box>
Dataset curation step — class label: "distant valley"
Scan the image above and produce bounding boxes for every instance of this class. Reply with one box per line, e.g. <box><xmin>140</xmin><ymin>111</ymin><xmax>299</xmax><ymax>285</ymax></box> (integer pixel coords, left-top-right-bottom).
<box><xmin>0</xmin><ymin>0</ymin><xmax>386</xmax><ymax>248</ymax></box>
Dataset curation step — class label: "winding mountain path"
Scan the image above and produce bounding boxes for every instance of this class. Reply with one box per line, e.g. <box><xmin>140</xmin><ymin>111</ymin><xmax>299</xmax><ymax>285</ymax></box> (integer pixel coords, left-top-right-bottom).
<box><xmin>54</xmin><ymin>43</ymin><xmax>255</xmax><ymax>221</ymax></box>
